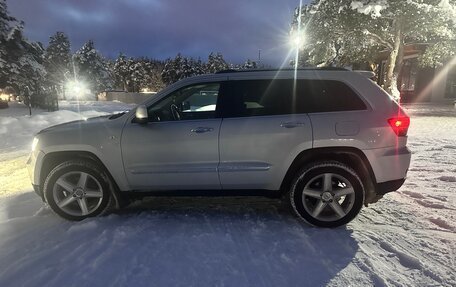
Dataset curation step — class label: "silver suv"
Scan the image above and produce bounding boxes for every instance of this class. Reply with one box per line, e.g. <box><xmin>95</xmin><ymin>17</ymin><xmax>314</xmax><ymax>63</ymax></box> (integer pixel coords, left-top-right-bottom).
<box><xmin>27</xmin><ymin>68</ymin><xmax>411</xmax><ymax>227</ymax></box>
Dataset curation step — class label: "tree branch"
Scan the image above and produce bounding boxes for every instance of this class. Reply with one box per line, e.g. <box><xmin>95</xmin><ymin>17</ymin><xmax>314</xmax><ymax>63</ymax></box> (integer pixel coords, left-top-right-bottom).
<box><xmin>363</xmin><ymin>30</ymin><xmax>393</xmax><ymax>50</ymax></box>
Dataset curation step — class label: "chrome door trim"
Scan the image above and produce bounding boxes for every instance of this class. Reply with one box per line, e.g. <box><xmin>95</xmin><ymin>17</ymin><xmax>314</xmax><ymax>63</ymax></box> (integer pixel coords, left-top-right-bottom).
<box><xmin>130</xmin><ymin>165</ymin><xmax>217</xmax><ymax>175</ymax></box>
<box><xmin>218</xmin><ymin>162</ymin><xmax>271</xmax><ymax>172</ymax></box>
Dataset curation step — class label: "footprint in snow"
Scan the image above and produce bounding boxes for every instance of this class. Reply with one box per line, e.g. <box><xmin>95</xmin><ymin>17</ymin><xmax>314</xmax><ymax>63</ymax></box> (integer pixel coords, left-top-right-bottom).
<box><xmin>428</xmin><ymin>218</ymin><xmax>455</xmax><ymax>232</ymax></box>
<box><xmin>401</xmin><ymin>190</ymin><xmax>425</xmax><ymax>199</ymax></box>
<box><xmin>438</xmin><ymin>176</ymin><xmax>456</xmax><ymax>182</ymax></box>
<box><xmin>67</xmin><ymin>220</ymin><xmax>98</xmax><ymax>234</ymax></box>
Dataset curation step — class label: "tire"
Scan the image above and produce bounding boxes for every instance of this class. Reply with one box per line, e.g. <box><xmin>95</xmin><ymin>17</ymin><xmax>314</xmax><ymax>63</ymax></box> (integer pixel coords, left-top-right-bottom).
<box><xmin>43</xmin><ymin>159</ymin><xmax>114</xmax><ymax>221</ymax></box>
<box><xmin>289</xmin><ymin>161</ymin><xmax>364</xmax><ymax>228</ymax></box>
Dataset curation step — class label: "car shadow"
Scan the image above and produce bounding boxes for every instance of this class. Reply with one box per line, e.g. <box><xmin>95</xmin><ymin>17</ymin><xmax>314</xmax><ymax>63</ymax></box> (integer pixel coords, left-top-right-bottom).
<box><xmin>1</xmin><ymin>193</ymin><xmax>359</xmax><ymax>287</ymax></box>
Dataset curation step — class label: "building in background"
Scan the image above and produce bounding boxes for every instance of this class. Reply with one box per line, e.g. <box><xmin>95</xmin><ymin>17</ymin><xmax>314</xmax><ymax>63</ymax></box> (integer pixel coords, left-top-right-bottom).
<box><xmin>377</xmin><ymin>44</ymin><xmax>456</xmax><ymax>103</ymax></box>
<box><xmin>98</xmin><ymin>90</ymin><xmax>157</xmax><ymax>104</ymax></box>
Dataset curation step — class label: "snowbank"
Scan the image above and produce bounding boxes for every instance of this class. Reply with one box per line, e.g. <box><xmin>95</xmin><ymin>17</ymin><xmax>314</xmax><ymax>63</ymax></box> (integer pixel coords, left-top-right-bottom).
<box><xmin>0</xmin><ymin>101</ymin><xmax>133</xmax><ymax>154</ymax></box>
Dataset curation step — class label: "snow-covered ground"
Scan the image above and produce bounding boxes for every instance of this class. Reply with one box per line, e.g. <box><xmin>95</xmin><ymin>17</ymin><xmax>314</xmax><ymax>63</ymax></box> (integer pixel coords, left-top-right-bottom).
<box><xmin>0</xmin><ymin>101</ymin><xmax>455</xmax><ymax>287</ymax></box>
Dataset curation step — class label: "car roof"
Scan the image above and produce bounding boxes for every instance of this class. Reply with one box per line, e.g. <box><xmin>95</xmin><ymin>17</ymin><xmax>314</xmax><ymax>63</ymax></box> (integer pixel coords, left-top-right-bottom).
<box><xmin>215</xmin><ymin>67</ymin><xmax>349</xmax><ymax>74</ymax></box>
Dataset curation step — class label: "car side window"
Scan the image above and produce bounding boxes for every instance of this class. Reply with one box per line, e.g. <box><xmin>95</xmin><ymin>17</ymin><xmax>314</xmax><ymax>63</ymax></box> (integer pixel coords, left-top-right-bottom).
<box><xmin>298</xmin><ymin>80</ymin><xmax>366</xmax><ymax>112</ymax></box>
<box><xmin>225</xmin><ymin>80</ymin><xmax>295</xmax><ymax>117</ymax></box>
<box><xmin>221</xmin><ymin>79</ymin><xmax>366</xmax><ymax>118</ymax></box>
<box><xmin>147</xmin><ymin>83</ymin><xmax>221</xmax><ymax>122</ymax></box>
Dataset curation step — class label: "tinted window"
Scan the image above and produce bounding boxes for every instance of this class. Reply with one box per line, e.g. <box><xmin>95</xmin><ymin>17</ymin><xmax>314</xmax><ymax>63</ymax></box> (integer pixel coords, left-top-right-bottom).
<box><xmin>299</xmin><ymin>80</ymin><xmax>366</xmax><ymax>112</ymax></box>
<box><xmin>222</xmin><ymin>79</ymin><xmax>366</xmax><ymax>117</ymax></box>
<box><xmin>223</xmin><ymin>80</ymin><xmax>295</xmax><ymax>117</ymax></box>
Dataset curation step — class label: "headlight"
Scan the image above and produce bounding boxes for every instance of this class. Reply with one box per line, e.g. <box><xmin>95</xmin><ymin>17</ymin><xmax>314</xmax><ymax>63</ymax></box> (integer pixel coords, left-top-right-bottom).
<box><xmin>31</xmin><ymin>137</ymin><xmax>39</xmax><ymax>152</ymax></box>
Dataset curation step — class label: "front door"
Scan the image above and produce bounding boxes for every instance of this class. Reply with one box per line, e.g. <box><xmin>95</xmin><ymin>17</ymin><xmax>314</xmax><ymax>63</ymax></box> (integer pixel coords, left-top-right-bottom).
<box><xmin>121</xmin><ymin>82</ymin><xmax>224</xmax><ymax>190</ymax></box>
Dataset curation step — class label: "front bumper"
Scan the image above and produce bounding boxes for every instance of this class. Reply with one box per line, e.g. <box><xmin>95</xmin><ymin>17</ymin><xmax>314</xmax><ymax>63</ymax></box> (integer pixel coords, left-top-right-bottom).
<box><xmin>32</xmin><ymin>184</ymin><xmax>43</xmax><ymax>198</ymax></box>
<box><xmin>26</xmin><ymin>150</ymin><xmax>45</xmax><ymax>200</ymax></box>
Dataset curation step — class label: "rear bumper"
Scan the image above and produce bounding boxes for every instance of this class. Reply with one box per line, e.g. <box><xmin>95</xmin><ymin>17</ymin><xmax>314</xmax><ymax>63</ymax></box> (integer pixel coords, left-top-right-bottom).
<box><xmin>375</xmin><ymin>178</ymin><xmax>406</xmax><ymax>195</ymax></box>
<box><xmin>363</xmin><ymin>146</ymin><xmax>411</xmax><ymax>183</ymax></box>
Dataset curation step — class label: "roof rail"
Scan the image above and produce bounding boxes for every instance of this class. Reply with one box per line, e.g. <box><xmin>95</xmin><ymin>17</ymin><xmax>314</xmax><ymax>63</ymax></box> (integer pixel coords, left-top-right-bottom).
<box><xmin>354</xmin><ymin>70</ymin><xmax>376</xmax><ymax>79</ymax></box>
<box><xmin>215</xmin><ymin>69</ymin><xmax>238</xmax><ymax>74</ymax></box>
<box><xmin>215</xmin><ymin>67</ymin><xmax>348</xmax><ymax>74</ymax></box>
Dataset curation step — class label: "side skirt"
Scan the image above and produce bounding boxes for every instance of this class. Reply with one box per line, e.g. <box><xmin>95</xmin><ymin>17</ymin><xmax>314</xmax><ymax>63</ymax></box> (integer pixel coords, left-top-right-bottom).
<box><xmin>122</xmin><ymin>189</ymin><xmax>282</xmax><ymax>200</ymax></box>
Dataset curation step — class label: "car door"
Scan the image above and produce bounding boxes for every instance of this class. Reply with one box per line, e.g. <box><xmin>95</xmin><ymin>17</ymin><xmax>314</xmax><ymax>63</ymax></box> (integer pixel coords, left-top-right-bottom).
<box><xmin>218</xmin><ymin>78</ymin><xmax>313</xmax><ymax>191</ymax></box>
<box><xmin>121</xmin><ymin>82</ymin><xmax>226</xmax><ymax>190</ymax></box>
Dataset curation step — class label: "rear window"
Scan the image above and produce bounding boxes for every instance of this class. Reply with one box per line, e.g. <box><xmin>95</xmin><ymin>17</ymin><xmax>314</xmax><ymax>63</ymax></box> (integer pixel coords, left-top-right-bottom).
<box><xmin>298</xmin><ymin>80</ymin><xmax>367</xmax><ymax>113</ymax></box>
<box><xmin>223</xmin><ymin>79</ymin><xmax>366</xmax><ymax>117</ymax></box>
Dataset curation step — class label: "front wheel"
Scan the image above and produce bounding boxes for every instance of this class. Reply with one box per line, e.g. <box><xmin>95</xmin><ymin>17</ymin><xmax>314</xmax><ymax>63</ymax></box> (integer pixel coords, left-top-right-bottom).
<box><xmin>289</xmin><ymin>161</ymin><xmax>365</xmax><ymax>228</ymax></box>
<box><xmin>43</xmin><ymin>159</ymin><xmax>113</xmax><ymax>221</ymax></box>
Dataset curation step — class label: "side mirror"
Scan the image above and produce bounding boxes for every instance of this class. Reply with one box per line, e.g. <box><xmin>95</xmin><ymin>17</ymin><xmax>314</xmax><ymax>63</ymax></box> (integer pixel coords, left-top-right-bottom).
<box><xmin>135</xmin><ymin>105</ymin><xmax>148</xmax><ymax>124</ymax></box>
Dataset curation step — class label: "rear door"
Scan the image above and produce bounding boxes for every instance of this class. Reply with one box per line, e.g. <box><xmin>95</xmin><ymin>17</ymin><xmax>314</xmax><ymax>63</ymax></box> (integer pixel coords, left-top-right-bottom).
<box><xmin>218</xmin><ymin>79</ymin><xmax>313</xmax><ymax>190</ymax></box>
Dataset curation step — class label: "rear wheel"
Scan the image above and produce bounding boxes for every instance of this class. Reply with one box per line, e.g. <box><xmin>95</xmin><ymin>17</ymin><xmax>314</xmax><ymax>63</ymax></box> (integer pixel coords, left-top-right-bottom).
<box><xmin>43</xmin><ymin>159</ymin><xmax>113</xmax><ymax>221</ymax></box>
<box><xmin>289</xmin><ymin>161</ymin><xmax>364</xmax><ymax>228</ymax></box>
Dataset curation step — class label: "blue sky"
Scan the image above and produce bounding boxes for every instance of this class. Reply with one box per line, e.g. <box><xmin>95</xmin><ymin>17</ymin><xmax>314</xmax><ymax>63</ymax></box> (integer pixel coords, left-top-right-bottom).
<box><xmin>8</xmin><ymin>0</ymin><xmax>303</xmax><ymax>66</ymax></box>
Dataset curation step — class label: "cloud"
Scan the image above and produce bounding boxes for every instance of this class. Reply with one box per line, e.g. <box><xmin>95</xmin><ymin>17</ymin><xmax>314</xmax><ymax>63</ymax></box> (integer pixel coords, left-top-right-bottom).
<box><xmin>7</xmin><ymin>0</ymin><xmax>301</xmax><ymax>65</ymax></box>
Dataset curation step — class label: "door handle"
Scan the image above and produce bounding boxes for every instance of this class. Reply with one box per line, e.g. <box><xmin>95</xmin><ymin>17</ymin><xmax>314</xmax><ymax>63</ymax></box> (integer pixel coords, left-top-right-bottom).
<box><xmin>280</xmin><ymin>122</ymin><xmax>306</xmax><ymax>128</ymax></box>
<box><xmin>191</xmin><ymin>127</ymin><xmax>214</xmax><ymax>133</ymax></box>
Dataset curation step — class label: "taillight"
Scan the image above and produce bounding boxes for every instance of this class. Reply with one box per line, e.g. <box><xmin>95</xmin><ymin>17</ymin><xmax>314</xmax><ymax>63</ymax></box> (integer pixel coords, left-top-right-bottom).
<box><xmin>388</xmin><ymin>116</ymin><xmax>410</xmax><ymax>136</ymax></box>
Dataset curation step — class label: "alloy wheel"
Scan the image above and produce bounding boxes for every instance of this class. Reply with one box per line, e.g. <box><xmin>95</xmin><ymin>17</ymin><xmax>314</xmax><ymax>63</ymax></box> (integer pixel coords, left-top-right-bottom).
<box><xmin>52</xmin><ymin>171</ymin><xmax>104</xmax><ymax>217</ymax></box>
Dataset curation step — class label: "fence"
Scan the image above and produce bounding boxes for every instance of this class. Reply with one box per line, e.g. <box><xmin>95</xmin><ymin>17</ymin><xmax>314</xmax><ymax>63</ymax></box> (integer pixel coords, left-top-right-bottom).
<box><xmin>98</xmin><ymin>91</ymin><xmax>156</xmax><ymax>104</ymax></box>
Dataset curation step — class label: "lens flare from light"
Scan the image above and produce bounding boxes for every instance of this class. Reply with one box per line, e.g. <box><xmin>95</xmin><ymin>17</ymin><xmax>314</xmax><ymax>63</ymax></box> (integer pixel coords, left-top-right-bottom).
<box><xmin>416</xmin><ymin>55</ymin><xmax>456</xmax><ymax>102</ymax></box>
<box><xmin>290</xmin><ymin>34</ymin><xmax>304</xmax><ymax>49</ymax></box>
<box><xmin>66</xmin><ymin>80</ymin><xmax>87</xmax><ymax>98</ymax></box>
<box><xmin>293</xmin><ymin>0</ymin><xmax>304</xmax><ymax>71</ymax></box>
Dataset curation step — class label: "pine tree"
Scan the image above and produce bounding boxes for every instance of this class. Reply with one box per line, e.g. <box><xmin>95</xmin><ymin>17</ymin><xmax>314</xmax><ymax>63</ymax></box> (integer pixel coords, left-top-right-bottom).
<box><xmin>111</xmin><ymin>54</ymin><xmax>165</xmax><ymax>92</ymax></box>
<box><xmin>0</xmin><ymin>0</ymin><xmax>15</xmax><ymax>34</ymax></box>
<box><xmin>2</xmin><ymin>22</ymin><xmax>46</xmax><ymax>109</ymax></box>
<box><xmin>138</xmin><ymin>58</ymin><xmax>165</xmax><ymax>92</ymax></box>
<box><xmin>44</xmin><ymin>31</ymin><xmax>72</xmax><ymax>96</ymax></box>
<box><xmin>0</xmin><ymin>1</ymin><xmax>59</xmax><ymax>111</ymax></box>
<box><xmin>0</xmin><ymin>0</ymin><xmax>16</xmax><ymax>88</ymax></box>
<box><xmin>206</xmin><ymin>52</ymin><xmax>229</xmax><ymax>73</ymax></box>
<box><xmin>292</xmin><ymin>0</ymin><xmax>456</xmax><ymax>99</ymax></box>
<box><xmin>113</xmin><ymin>53</ymin><xmax>130</xmax><ymax>91</ymax></box>
<box><xmin>74</xmin><ymin>40</ymin><xmax>111</xmax><ymax>95</ymax></box>
<box><xmin>184</xmin><ymin>57</ymin><xmax>205</xmax><ymax>77</ymax></box>
<box><xmin>161</xmin><ymin>54</ymin><xmax>205</xmax><ymax>85</ymax></box>
<box><xmin>242</xmin><ymin>59</ymin><xmax>258</xmax><ymax>69</ymax></box>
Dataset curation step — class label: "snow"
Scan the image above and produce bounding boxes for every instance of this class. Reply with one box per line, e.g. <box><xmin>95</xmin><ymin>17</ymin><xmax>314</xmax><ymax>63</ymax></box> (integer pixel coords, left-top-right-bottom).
<box><xmin>0</xmin><ymin>101</ymin><xmax>134</xmax><ymax>155</ymax></box>
<box><xmin>0</xmin><ymin>101</ymin><xmax>455</xmax><ymax>286</ymax></box>
<box><xmin>350</xmin><ymin>0</ymin><xmax>388</xmax><ymax>18</ymax></box>
<box><xmin>439</xmin><ymin>0</ymin><xmax>456</xmax><ymax>19</ymax></box>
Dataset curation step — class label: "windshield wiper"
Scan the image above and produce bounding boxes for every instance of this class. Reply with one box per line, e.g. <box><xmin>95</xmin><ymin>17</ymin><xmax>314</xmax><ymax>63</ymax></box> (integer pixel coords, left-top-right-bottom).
<box><xmin>109</xmin><ymin>112</ymin><xmax>127</xmax><ymax>119</ymax></box>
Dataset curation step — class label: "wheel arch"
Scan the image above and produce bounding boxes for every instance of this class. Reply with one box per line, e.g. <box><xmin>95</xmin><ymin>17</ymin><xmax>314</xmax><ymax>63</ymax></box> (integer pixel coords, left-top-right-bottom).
<box><xmin>280</xmin><ymin>147</ymin><xmax>377</xmax><ymax>202</ymax></box>
<box><xmin>39</xmin><ymin>151</ymin><xmax>125</xmax><ymax>207</ymax></box>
